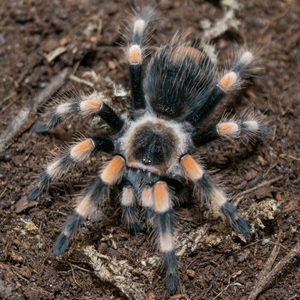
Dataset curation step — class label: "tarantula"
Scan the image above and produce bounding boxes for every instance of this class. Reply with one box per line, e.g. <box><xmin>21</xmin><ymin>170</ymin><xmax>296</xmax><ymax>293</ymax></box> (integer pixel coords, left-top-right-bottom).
<box><xmin>27</xmin><ymin>7</ymin><xmax>267</xmax><ymax>294</ymax></box>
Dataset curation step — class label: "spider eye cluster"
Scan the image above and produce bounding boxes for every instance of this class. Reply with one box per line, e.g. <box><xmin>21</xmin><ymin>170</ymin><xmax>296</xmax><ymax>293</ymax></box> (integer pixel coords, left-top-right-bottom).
<box><xmin>130</xmin><ymin>124</ymin><xmax>177</xmax><ymax>167</ymax></box>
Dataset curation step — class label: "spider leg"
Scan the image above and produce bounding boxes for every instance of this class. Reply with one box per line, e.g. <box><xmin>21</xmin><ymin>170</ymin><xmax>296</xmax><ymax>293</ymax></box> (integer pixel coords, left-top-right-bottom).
<box><xmin>185</xmin><ymin>50</ymin><xmax>255</xmax><ymax>126</ymax></box>
<box><xmin>127</xmin><ymin>8</ymin><xmax>154</xmax><ymax>113</ymax></box>
<box><xmin>120</xmin><ymin>183</ymin><xmax>142</xmax><ymax>232</ymax></box>
<box><xmin>152</xmin><ymin>181</ymin><xmax>178</xmax><ymax>295</ymax></box>
<box><xmin>54</xmin><ymin>155</ymin><xmax>125</xmax><ymax>256</ymax></box>
<box><xmin>27</xmin><ymin>137</ymin><xmax>114</xmax><ymax>201</ymax></box>
<box><xmin>192</xmin><ymin>114</ymin><xmax>269</xmax><ymax>147</ymax></box>
<box><xmin>180</xmin><ymin>154</ymin><xmax>250</xmax><ymax>237</ymax></box>
<box><xmin>36</xmin><ymin>96</ymin><xmax>124</xmax><ymax>133</ymax></box>
<box><xmin>141</xmin><ymin>186</ymin><xmax>154</xmax><ymax>221</ymax></box>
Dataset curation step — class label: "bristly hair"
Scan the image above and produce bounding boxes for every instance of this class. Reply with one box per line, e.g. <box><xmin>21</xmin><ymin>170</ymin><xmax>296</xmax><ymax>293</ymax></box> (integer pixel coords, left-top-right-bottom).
<box><xmin>120</xmin><ymin>6</ymin><xmax>156</xmax><ymax>61</ymax></box>
<box><xmin>144</xmin><ymin>34</ymin><xmax>217</xmax><ymax>121</ymax></box>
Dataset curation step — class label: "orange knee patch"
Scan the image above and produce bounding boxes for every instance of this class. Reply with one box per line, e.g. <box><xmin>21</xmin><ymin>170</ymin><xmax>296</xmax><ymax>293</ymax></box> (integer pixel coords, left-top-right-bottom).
<box><xmin>101</xmin><ymin>156</ymin><xmax>125</xmax><ymax>185</ymax></box>
<box><xmin>71</xmin><ymin>139</ymin><xmax>94</xmax><ymax>161</ymax></box>
<box><xmin>219</xmin><ymin>72</ymin><xmax>237</xmax><ymax>91</ymax></box>
<box><xmin>76</xmin><ymin>196</ymin><xmax>92</xmax><ymax>217</ymax></box>
<box><xmin>121</xmin><ymin>188</ymin><xmax>134</xmax><ymax>206</ymax></box>
<box><xmin>56</xmin><ymin>103</ymin><xmax>72</xmax><ymax>115</ymax></box>
<box><xmin>134</xmin><ymin>19</ymin><xmax>145</xmax><ymax>34</ymax></box>
<box><xmin>211</xmin><ymin>188</ymin><xmax>227</xmax><ymax>207</ymax></box>
<box><xmin>160</xmin><ymin>233</ymin><xmax>173</xmax><ymax>252</ymax></box>
<box><xmin>180</xmin><ymin>155</ymin><xmax>204</xmax><ymax>182</ymax></box>
<box><xmin>217</xmin><ymin>122</ymin><xmax>240</xmax><ymax>137</ymax></box>
<box><xmin>80</xmin><ymin>99</ymin><xmax>102</xmax><ymax>114</ymax></box>
<box><xmin>239</xmin><ymin>51</ymin><xmax>254</xmax><ymax>65</ymax></box>
<box><xmin>129</xmin><ymin>45</ymin><xmax>142</xmax><ymax>64</ymax></box>
<box><xmin>244</xmin><ymin>120</ymin><xmax>259</xmax><ymax>132</ymax></box>
<box><xmin>47</xmin><ymin>160</ymin><xmax>61</xmax><ymax>177</ymax></box>
<box><xmin>153</xmin><ymin>182</ymin><xmax>171</xmax><ymax>213</ymax></box>
<box><xmin>141</xmin><ymin>187</ymin><xmax>153</xmax><ymax>208</ymax></box>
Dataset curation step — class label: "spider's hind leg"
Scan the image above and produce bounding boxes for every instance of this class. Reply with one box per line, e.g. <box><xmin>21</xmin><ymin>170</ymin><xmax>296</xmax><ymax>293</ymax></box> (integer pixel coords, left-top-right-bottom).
<box><xmin>180</xmin><ymin>154</ymin><xmax>250</xmax><ymax>237</ymax></box>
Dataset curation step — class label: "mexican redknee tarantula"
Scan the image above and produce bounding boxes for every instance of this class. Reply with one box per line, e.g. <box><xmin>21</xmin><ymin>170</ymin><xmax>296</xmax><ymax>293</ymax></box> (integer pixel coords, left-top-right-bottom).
<box><xmin>28</xmin><ymin>7</ymin><xmax>268</xmax><ymax>294</ymax></box>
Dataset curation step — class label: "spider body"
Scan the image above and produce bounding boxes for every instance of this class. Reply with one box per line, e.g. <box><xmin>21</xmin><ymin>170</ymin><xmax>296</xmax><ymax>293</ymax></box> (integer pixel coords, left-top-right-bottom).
<box><xmin>27</xmin><ymin>7</ymin><xmax>268</xmax><ymax>294</ymax></box>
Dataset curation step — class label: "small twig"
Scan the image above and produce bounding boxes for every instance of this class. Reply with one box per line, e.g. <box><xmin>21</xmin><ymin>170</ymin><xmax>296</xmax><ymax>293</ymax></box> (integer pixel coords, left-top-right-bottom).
<box><xmin>38</xmin><ymin>244</ymin><xmax>53</xmax><ymax>275</ymax></box>
<box><xmin>268</xmin><ymin>240</ymin><xmax>287</xmax><ymax>250</ymax></box>
<box><xmin>70</xmin><ymin>74</ymin><xmax>94</xmax><ymax>87</ymax></box>
<box><xmin>69</xmin><ymin>263</ymin><xmax>81</xmax><ymax>287</ymax></box>
<box><xmin>248</xmin><ymin>236</ymin><xmax>300</xmax><ymax>300</ymax></box>
<box><xmin>67</xmin><ymin>262</ymin><xmax>92</xmax><ymax>273</ymax></box>
<box><xmin>248</xmin><ymin>231</ymin><xmax>282</xmax><ymax>300</ymax></box>
<box><xmin>263</xmin><ymin>163</ymin><xmax>278</xmax><ymax>178</ymax></box>
<box><xmin>212</xmin><ymin>276</ymin><xmax>231</xmax><ymax>300</ymax></box>
<box><xmin>234</xmin><ymin>175</ymin><xmax>284</xmax><ymax>199</ymax></box>
<box><xmin>205</xmin><ymin>277</ymin><xmax>215</xmax><ymax>295</ymax></box>
<box><xmin>1</xmin><ymin>95</ymin><xmax>18</xmax><ymax>113</ymax></box>
<box><xmin>260</xmin><ymin>7</ymin><xmax>289</xmax><ymax>35</ymax></box>
<box><xmin>0</xmin><ymin>92</ymin><xmax>16</xmax><ymax>105</ymax></box>
<box><xmin>279</xmin><ymin>154</ymin><xmax>300</xmax><ymax>162</ymax></box>
<box><xmin>182</xmin><ymin>253</ymin><xmax>202</xmax><ymax>273</ymax></box>
<box><xmin>13</xmin><ymin>270</ymin><xmax>30</xmax><ymax>283</ymax></box>
<box><xmin>0</xmin><ymin>68</ymin><xmax>69</xmax><ymax>153</ymax></box>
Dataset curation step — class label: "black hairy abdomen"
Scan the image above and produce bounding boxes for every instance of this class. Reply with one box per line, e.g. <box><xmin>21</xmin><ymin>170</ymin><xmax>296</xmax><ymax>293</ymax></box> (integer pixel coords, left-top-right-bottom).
<box><xmin>144</xmin><ymin>46</ymin><xmax>215</xmax><ymax>120</ymax></box>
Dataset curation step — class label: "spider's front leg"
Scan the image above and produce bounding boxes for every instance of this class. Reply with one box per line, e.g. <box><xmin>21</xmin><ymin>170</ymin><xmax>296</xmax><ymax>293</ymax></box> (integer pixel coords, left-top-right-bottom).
<box><xmin>151</xmin><ymin>181</ymin><xmax>178</xmax><ymax>294</ymax></box>
<box><xmin>180</xmin><ymin>154</ymin><xmax>250</xmax><ymax>237</ymax></box>
<box><xmin>27</xmin><ymin>136</ymin><xmax>114</xmax><ymax>201</ymax></box>
<box><xmin>54</xmin><ymin>155</ymin><xmax>125</xmax><ymax>256</ymax></box>
<box><xmin>35</xmin><ymin>95</ymin><xmax>124</xmax><ymax>133</ymax></box>
<box><xmin>191</xmin><ymin>113</ymin><xmax>269</xmax><ymax>147</ymax></box>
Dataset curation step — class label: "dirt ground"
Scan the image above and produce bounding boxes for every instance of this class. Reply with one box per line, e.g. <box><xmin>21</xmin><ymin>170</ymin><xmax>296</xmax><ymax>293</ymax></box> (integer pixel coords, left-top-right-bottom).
<box><xmin>1</xmin><ymin>0</ymin><xmax>300</xmax><ymax>299</ymax></box>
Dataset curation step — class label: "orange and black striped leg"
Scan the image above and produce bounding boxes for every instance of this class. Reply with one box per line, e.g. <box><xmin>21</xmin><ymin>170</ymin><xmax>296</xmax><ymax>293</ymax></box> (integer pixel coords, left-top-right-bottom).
<box><xmin>27</xmin><ymin>137</ymin><xmax>114</xmax><ymax>202</ymax></box>
<box><xmin>141</xmin><ymin>186</ymin><xmax>154</xmax><ymax>221</ymax></box>
<box><xmin>186</xmin><ymin>71</ymin><xmax>238</xmax><ymax>126</ymax></box>
<box><xmin>186</xmin><ymin>50</ymin><xmax>255</xmax><ymax>126</ymax></box>
<box><xmin>192</xmin><ymin>116</ymin><xmax>269</xmax><ymax>147</ymax></box>
<box><xmin>153</xmin><ymin>181</ymin><xmax>178</xmax><ymax>295</ymax></box>
<box><xmin>121</xmin><ymin>185</ymin><xmax>142</xmax><ymax>232</ymax></box>
<box><xmin>180</xmin><ymin>154</ymin><xmax>250</xmax><ymax>237</ymax></box>
<box><xmin>54</xmin><ymin>155</ymin><xmax>125</xmax><ymax>256</ymax></box>
<box><xmin>54</xmin><ymin>178</ymin><xmax>107</xmax><ymax>256</ymax></box>
<box><xmin>36</xmin><ymin>96</ymin><xmax>124</xmax><ymax>133</ymax></box>
<box><xmin>128</xmin><ymin>8</ymin><xmax>154</xmax><ymax>113</ymax></box>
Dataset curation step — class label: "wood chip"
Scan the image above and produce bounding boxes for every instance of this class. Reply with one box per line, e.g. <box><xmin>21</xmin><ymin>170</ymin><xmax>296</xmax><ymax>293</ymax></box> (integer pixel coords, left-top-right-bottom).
<box><xmin>274</xmin><ymin>191</ymin><xmax>282</xmax><ymax>201</ymax></box>
<box><xmin>46</xmin><ymin>46</ymin><xmax>67</xmax><ymax>63</ymax></box>
<box><xmin>15</xmin><ymin>196</ymin><xmax>37</xmax><ymax>213</ymax></box>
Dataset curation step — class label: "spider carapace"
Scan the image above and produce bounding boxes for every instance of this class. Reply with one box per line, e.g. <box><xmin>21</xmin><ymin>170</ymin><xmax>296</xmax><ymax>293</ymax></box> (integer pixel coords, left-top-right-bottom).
<box><xmin>27</xmin><ymin>7</ymin><xmax>268</xmax><ymax>294</ymax></box>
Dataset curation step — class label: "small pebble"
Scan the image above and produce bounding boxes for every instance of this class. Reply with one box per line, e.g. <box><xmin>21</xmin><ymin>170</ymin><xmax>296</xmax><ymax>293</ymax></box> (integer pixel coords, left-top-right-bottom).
<box><xmin>186</xmin><ymin>269</ymin><xmax>195</xmax><ymax>278</ymax></box>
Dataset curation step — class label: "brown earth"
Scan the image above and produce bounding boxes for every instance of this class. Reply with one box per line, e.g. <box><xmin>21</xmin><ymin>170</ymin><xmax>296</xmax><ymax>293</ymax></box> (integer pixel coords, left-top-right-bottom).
<box><xmin>0</xmin><ymin>0</ymin><xmax>300</xmax><ymax>299</ymax></box>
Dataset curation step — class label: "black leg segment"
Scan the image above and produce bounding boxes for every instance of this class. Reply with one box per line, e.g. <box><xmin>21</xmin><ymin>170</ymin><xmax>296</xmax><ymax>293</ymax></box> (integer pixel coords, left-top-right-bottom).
<box><xmin>129</xmin><ymin>64</ymin><xmax>146</xmax><ymax>111</ymax></box>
